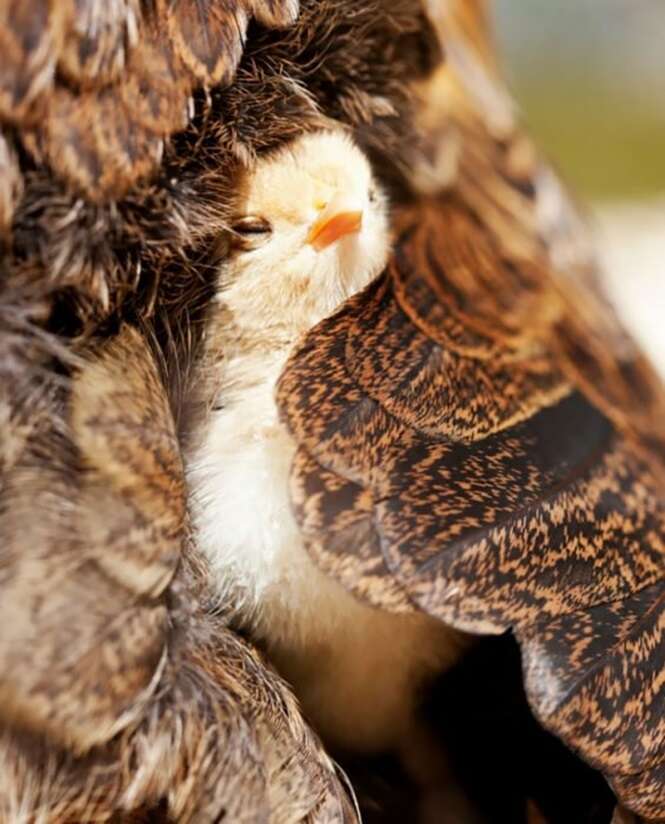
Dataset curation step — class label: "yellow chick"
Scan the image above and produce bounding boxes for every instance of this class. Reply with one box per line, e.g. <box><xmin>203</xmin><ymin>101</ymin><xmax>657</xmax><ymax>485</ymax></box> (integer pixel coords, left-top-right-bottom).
<box><xmin>187</xmin><ymin>131</ymin><xmax>465</xmax><ymax>766</ymax></box>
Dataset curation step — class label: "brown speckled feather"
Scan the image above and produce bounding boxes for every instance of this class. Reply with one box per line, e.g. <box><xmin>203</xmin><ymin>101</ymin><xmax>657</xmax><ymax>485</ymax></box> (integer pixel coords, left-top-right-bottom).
<box><xmin>277</xmin><ymin>3</ymin><xmax>665</xmax><ymax>819</ymax></box>
<box><xmin>0</xmin><ymin>0</ymin><xmax>300</xmax><ymax>199</ymax></box>
<box><xmin>0</xmin><ymin>324</ymin><xmax>356</xmax><ymax>821</ymax></box>
<box><xmin>279</xmin><ymin>200</ymin><xmax>665</xmax><ymax>824</ymax></box>
<box><xmin>415</xmin><ymin>1</ymin><xmax>665</xmax><ymax>482</ymax></box>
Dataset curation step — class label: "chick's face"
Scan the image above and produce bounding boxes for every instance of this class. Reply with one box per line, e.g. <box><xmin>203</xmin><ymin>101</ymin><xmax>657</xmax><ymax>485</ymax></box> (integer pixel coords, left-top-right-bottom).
<box><xmin>221</xmin><ymin>131</ymin><xmax>390</xmax><ymax>335</ymax></box>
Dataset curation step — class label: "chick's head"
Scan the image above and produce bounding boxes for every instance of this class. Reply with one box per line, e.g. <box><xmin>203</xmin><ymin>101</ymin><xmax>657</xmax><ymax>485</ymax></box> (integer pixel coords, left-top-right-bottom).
<box><xmin>219</xmin><ymin>131</ymin><xmax>390</xmax><ymax>335</ymax></box>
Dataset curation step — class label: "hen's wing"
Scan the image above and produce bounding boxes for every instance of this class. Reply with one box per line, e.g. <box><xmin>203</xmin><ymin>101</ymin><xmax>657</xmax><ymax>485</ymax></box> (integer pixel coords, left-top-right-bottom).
<box><xmin>0</xmin><ymin>0</ymin><xmax>298</xmax><ymax>199</ymax></box>
<box><xmin>415</xmin><ymin>0</ymin><xmax>665</xmax><ymax>472</ymax></box>
<box><xmin>0</xmin><ymin>323</ymin><xmax>355</xmax><ymax>822</ymax></box>
<box><xmin>277</xmin><ymin>3</ymin><xmax>665</xmax><ymax>820</ymax></box>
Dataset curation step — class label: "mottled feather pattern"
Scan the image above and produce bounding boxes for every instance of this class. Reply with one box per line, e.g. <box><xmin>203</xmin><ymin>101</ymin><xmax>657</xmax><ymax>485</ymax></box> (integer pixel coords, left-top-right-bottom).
<box><xmin>415</xmin><ymin>5</ymin><xmax>665</xmax><ymax>487</ymax></box>
<box><xmin>278</xmin><ymin>236</ymin><xmax>664</xmax><ymax>624</ymax></box>
<box><xmin>409</xmin><ymin>12</ymin><xmax>665</xmax><ymax>815</ymax></box>
<box><xmin>71</xmin><ymin>326</ymin><xmax>186</xmax><ymax>599</ymax></box>
<box><xmin>277</xmin><ymin>18</ymin><xmax>665</xmax><ymax>814</ymax></box>
<box><xmin>520</xmin><ymin>584</ymin><xmax>664</xmax><ymax>772</ymax></box>
<box><xmin>0</xmin><ymin>325</ymin><xmax>355</xmax><ymax>821</ymax></box>
<box><xmin>0</xmin><ymin>620</ymin><xmax>353</xmax><ymax>823</ymax></box>
<box><xmin>0</xmin><ymin>327</ymin><xmax>183</xmax><ymax>757</ymax></box>
<box><xmin>58</xmin><ymin>0</ymin><xmax>140</xmax><ymax>88</ymax></box>
<box><xmin>350</xmin><ymin>258</ymin><xmax>568</xmax><ymax>442</ymax></box>
<box><xmin>0</xmin><ymin>0</ymin><xmax>300</xmax><ymax>199</ymax></box>
<box><xmin>0</xmin><ymin>0</ymin><xmax>55</xmax><ymax>125</ymax></box>
<box><xmin>166</xmin><ymin>0</ymin><xmax>249</xmax><ymax>85</ymax></box>
<box><xmin>278</xmin><ymin>197</ymin><xmax>665</xmax><ymax>818</ymax></box>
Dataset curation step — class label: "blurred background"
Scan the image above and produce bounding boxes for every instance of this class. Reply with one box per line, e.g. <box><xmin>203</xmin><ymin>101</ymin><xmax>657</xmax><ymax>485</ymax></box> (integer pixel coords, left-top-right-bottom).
<box><xmin>494</xmin><ymin>0</ymin><xmax>665</xmax><ymax>374</ymax></box>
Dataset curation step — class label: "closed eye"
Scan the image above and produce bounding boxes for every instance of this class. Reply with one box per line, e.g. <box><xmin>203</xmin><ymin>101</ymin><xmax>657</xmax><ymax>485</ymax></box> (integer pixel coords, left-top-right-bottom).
<box><xmin>232</xmin><ymin>216</ymin><xmax>272</xmax><ymax>235</ymax></box>
<box><xmin>230</xmin><ymin>215</ymin><xmax>273</xmax><ymax>251</ymax></box>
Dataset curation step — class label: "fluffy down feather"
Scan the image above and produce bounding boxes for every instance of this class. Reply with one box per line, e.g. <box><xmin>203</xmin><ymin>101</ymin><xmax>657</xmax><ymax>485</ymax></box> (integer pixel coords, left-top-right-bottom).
<box><xmin>187</xmin><ymin>131</ymin><xmax>466</xmax><ymax>755</ymax></box>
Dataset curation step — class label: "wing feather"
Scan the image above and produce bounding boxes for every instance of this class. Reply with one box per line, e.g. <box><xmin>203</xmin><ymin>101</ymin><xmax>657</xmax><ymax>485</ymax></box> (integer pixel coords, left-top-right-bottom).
<box><xmin>0</xmin><ymin>0</ymin><xmax>300</xmax><ymax>198</ymax></box>
<box><xmin>0</xmin><ymin>324</ymin><xmax>355</xmax><ymax>820</ymax></box>
<box><xmin>520</xmin><ymin>585</ymin><xmax>665</xmax><ymax>820</ymax></box>
<box><xmin>279</xmin><ymin>197</ymin><xmax>665</xmax><ymax>824</ymax></box>
<box><xmin>0</xmin><ymin>0</ymin><xmax>58</xmax><ymax>124</ymax></box>
<box><xmin>278</xmin><ymin>3</ymin><xmax>665</xmax><ymax>817</ymax></box>
<box><xmin>166</xmin><ymin>0</ymin><xmax>249</xmax><ymax>86</ymax></box>
<box><xmin>58</xmin><ymin>0</ymin><xmax>141</xmax><ymax>88</ymax></box>
<box><xmin>0</xmin><ymin>326</ymin><xmax>181</xmax><ymax>753</ymax></box>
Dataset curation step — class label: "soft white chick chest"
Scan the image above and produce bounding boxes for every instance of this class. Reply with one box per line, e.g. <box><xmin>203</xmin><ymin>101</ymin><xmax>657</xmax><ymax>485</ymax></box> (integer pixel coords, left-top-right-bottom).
<box><xmin>188</xmin><ymin>341</ymin><xmax>461</xmax><ymax>752</ymax></box>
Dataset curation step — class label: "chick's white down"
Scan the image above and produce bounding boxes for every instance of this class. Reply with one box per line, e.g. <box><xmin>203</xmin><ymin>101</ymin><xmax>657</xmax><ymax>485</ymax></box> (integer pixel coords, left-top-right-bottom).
<box><xmin>187</xmin><ymin>131</ymin><xmax>464</xmax><ymax>753</ymax></box>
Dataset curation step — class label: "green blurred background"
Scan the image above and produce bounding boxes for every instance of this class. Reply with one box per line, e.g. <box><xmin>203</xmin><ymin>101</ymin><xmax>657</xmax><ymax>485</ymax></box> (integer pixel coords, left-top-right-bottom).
<box><xmin>494</xmin><ymin>0</ymin><xmax>665</xmax><ymax>201</ymax></box>
<box><xmin>493</xmin><ymin>0</ymin><xmax>665</xmax><ymax>372</ymax></box>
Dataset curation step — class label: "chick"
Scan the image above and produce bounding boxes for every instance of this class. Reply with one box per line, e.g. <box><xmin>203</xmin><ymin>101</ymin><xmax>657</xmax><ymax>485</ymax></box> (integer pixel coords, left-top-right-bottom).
<box><xmin>187</xmin><ymin>131</ymin><xmax>465</xmax><ymax>760</ymax></box>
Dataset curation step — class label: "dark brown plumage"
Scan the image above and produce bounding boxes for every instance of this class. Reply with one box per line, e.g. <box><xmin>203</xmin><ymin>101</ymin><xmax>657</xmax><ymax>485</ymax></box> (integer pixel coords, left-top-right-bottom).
<box><xmin>0</xmin><ymin>0</ymin><xmax>663</xmax><ymax>822</ymax></box>
<box><xmin>278</xmin><ymin>205</ymin><xmax>665</xmax><ymax>818</ymax></box>
<box><xmin>0</xmin><ymin>0</ymin><xmax>299</xmax><ymax>199</ymax></box>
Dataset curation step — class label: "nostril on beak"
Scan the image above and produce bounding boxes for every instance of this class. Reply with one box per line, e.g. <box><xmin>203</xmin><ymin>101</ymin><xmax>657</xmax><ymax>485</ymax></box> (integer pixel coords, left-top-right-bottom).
<box><xmin>306</xmin><ymin>193</ymin><xmax>364</xmax><ymax>252</ymax></box>
<box><xmin>307</xmin><ymin>211</ymin><xmax>363</xmax><ymax>251</ymax></box>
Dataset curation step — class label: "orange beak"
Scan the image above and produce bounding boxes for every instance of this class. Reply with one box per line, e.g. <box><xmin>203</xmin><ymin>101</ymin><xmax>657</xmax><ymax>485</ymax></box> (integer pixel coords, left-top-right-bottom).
<box><xmin>306</xmin><ymin>195</ymin><xmax>363</xmax><ymax>251</ymax></box>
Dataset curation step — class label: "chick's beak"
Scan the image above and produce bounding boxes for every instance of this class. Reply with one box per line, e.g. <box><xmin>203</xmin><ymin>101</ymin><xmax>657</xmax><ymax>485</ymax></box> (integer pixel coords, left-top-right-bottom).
<box><xmin>306</xmin><ymin>193</ymin><xmax>363</xmax><ymax>252</ymax></box>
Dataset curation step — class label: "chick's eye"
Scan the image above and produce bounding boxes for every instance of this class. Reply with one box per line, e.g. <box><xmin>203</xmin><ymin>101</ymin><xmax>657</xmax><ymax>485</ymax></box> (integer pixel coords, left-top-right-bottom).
<box><xmin>232</xmin><ymin>215</ymin><xmax>272</xmax><ymax>236</ymax></box>
<box><xmin>230</xmin><ymin>215</ymin><xmax>273</xmax><ymax>251</ymax></box>
<box><xmin>368</xmin><ymin>188</ymin><xmax>377</xmax><ymax>204</ymax></box>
